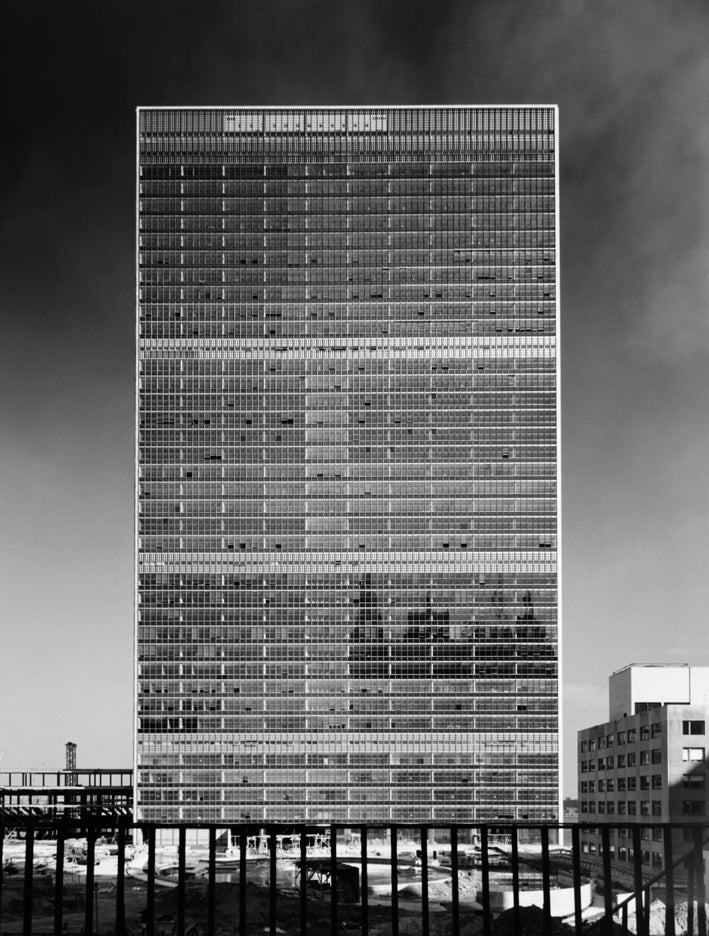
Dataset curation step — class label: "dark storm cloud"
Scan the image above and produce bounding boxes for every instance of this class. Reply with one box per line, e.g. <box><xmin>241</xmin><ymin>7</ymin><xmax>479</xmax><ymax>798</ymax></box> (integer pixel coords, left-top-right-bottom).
<box><xmin>2</xmin><ymin>0</ymin><xmax>709</xmax><ymax>792</ymax></box>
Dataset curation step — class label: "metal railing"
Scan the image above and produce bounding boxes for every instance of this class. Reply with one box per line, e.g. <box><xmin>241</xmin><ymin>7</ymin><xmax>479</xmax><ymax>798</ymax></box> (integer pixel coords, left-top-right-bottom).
<box><xmin>1</xmin><ymin>819</ymin><xmax>708</xmax><ymax>936</ymax></box>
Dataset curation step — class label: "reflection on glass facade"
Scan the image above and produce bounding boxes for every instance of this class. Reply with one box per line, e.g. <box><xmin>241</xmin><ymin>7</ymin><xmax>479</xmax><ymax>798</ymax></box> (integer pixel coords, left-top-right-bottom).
<box><xmin>136</xmin><ymin>106</ymin><xmax>560</xmax><ymax>824</ymax></box>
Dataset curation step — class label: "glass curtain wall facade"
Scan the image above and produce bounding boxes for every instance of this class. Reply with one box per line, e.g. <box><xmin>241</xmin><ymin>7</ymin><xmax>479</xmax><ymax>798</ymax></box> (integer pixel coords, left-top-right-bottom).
<box><xmin>136</xmin><ymin>106</ymin><xmax>560</xmax><ymax>824</ymax></box>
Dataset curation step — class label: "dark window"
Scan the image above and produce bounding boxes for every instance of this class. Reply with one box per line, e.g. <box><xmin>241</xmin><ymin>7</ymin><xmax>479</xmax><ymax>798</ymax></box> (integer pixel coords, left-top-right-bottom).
<box><xmin>683</xmin><ymin>720</ymin><xmax>705</xmax><ymax>735</ymax></box>
<box><xmin>683</xmin><ymin>800</ymin><xmax>705</xmax><ymax>816</ymax></box>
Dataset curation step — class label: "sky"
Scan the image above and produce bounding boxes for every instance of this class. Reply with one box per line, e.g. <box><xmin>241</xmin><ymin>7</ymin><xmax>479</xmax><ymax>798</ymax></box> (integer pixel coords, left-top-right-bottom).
<box><xmin>2</xmin><ymin>0</ymin><xmax>709</xmax><ymax>796</ymax></box>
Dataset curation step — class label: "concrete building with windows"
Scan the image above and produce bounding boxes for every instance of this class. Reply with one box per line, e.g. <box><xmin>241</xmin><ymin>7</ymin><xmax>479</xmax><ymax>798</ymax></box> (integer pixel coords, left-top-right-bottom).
<box><xmin>578</xmin><ymin>664</ymin><xmax>709</xmax><ymax>873</ymax></box>
<box><xmin>136</xmin><ymin>106</ymin><xmax>560</xmax><ymax>825</ymax></box>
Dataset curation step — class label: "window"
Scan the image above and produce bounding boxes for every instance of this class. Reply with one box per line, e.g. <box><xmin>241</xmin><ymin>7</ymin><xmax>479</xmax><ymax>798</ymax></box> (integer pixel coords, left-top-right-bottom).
<box><xmin>640</xmin><ymin>801</ymin><xmax>650</xmax><ymax>816</ymax></box>
<box><xmin>618</xmin><ymin>801</ymin><xmax>626</xmax><ymax>815</ymax></box>
<box><xmin>607</xmin><ymin>800</ymin><xmax>615</xmax><ymax>814</ymax></box>
<box><xmin>618</xmin><ymin>777</ymin><xmax>626</xmax><ymax>791</ymax></box>
<box><xmin>683</xmin><ymin>773</ymin><xmax>705</xmax><ymax>790</ymax></box>
<box><xmin>683</xmin><ymin>800</ymin><xmax>705</xmax><ymax>816</ymax></box>
<box><xmin>598</xmin><ymin>779</ymin><xmax>605</xmax><ymax>792</ymax></box>
<box><xmin>683</xmin><ymin>747</ymin><xmax>705</xmax><ymax>762</ymax></box>
<box><xmin>588</xmin><ymin>780</ymin><xmax>596</xmax><ymax>793</ymax></box>
<box><xmin>640</xmin><ymin>726</ymin><xmax>650</xmax><ymax>741</ymax></box>
<box><xmin>588</xmin><ymin>759</ymin><xmax>596</xmax><ymax>771</ymax></box>
<box><xmin>652</xmin><ymin>775</ymin><xmax>662</xmax><ymax>789</ymax></box>
<box><xmin>652</xmin><ymin>801</ymin><xmax>662</xmax><ymax>816</ymax></box>
<box><xmin>580</xmin><ymin>781</ymin><xmax>588</xmax><ymax>793</ymax></box>
<box><xmin>607</xmin><ymin>778</ymin><xmax>615</xmax><ymax>792</ymax></box>
<box><xmin>607</xmin><ymin>733</ymin><xmax>615</xmax><ymax>746</ymax></box>
<box><xmin>606</xmin><ymin>755</ymin><xmax>614</xmax><ymax>768</ymax></box>
<box><xmin>617</xmin><ymin>754</ymin><xmax>626</xmax><ymax>768</ymax></box>
<box><xmin>581</xmin><ymin>760</ymin><xmax>588</xmax><ymax>773</ymax></box>
<box><xmin>627</xmin><ymin>752</ymin><xmax>637</xmax><ymax>767</ymax></box>
<box><xmin>580</xmin><ymin>740</ymin><xmax>587</xmax><ymax>753</ymax></box>
<box><xmin>598</xmin><ymin>801</ymin><xmax>606</xmax><ymax>813</ymax></box>
<box><xmin>627</xmin><ymin>801</ymin><xmax>637</xmax><ymax>815</ymax></box>
<box><xmin>598</xmin><ymin>736</ymin><xmax>606</xmax><ymax>750</ymax></box>
<box><xmin>651</xmin><ymin>749</ymin><xmax>661</xmax><ymax>764</ymax></box>
<box><xmin>640</xmin><ymin>750</ymin><xmax>650</xmax><ymax>765</ymax></box>
<box><xmin>651</xmin><ymin>723</ymin><xmax>661</xmax><ymax>738</ymax></box>
<box><xmin>627</xmin><ymin>776</ymin><xmax>637</xmax><ymax>791</ymax></box>
<box><xmin>580</xmin><ymin>801</ymin><xmax>588</xmax><ymax>813</ymax></box>
<box><xmin>627</xmin><ymin>729</ymin><xmax>636</xmax><ymax>743</ymax></box>
<box><xmin>640</xmin><ymin>776</ymin><xmax>650</xmax><ymax>790</ymax></box>
<box><xmin>589</xmin><ymin>739</ymin><xmax>596</xmax><ymax>751</ymax></box>
<box><xmin>588</xmin><ymin>801</ymin><xmax>596</xmax><ymax>813</ymax></box>
<box><xmin>598</xmin><ymin>757</ymin><xmax>605</xmax><ymax>770</ymax></box>
<box><xmin>618</xmin><ymin>731</ymin><xmax>626</xmax><ymax>745</ymax></box>
<box><xmin>683</xmin><ymin>720</ymin><xmax>705</xmax><ymax>735</ymax></box>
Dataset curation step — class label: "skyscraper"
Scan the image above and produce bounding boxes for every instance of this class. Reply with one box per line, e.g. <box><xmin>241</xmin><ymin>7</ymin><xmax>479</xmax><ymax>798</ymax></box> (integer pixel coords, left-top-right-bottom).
<box><xmin>136</xmin><ymin>106</ymin><xmax>560</xmax><ymax>825</ymax></box>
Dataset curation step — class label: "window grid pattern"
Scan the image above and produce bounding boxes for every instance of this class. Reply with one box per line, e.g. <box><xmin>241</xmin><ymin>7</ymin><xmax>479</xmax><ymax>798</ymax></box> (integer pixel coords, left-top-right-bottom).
<box><xmin>136</xmin><ymin>106</ymin><xmax>560</xmax><ymax>824</ymax></box>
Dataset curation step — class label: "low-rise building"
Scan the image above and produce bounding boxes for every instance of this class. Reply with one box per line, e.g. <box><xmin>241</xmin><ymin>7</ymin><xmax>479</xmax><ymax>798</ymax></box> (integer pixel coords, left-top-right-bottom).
<box><xmin>578</xmin><ymin>664</ymin><xmax>709</xmax><ymax>876</ymax></box>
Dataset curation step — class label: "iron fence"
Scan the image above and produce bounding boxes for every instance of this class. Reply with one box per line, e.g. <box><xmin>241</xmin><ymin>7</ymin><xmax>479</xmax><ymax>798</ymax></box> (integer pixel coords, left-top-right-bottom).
<box><xmin>1</xmin><ymin>819</ymin><xmax>708</xmax><ymax>936</ymax></box>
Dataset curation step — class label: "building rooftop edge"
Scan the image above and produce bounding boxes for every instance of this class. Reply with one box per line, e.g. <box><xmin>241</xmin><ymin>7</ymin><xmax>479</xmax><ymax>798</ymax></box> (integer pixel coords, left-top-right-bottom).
<box><xmin>135</xmin><ymin>104</ymin><xmax>559</xmax><ymax>112</ymax></box>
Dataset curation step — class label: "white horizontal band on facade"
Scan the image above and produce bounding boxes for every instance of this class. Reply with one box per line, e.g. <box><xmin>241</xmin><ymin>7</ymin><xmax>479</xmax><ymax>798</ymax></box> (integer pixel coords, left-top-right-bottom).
<box><xmin>139</xmin><ymin>550</ymin><xmax>556</xmax><ymax>573</ymax></box>
<box><xmin>139</xmin><ymin>734</ymin><xmax>556</xmax><ymax>749</ymax></box>
<box><xmin>139</xmin><ymin>339</ymin><xmax>555</xmax><ymax>362</ymax></box>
